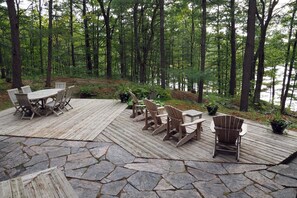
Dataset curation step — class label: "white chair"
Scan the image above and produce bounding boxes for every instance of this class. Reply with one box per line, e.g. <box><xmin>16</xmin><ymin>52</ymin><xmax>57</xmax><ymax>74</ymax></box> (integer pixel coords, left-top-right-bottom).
<box><xmin>55</xmin><ymin>82</ymin><xmax>66</xmax><ymax>89</ymax></box>
<box><xmin>45</xmin><ymin>90</ymin><xmax>65</xmax><ymax>116</ymax></box>
<box><xmin>21</xmin><ymin>85</ymin><xmax>32</xmax><ymax>94</ymax></box>
<box><xmin>7</xmin><ymin>88</ymin><xmax>21</xmax><ymax>115</ymax></box>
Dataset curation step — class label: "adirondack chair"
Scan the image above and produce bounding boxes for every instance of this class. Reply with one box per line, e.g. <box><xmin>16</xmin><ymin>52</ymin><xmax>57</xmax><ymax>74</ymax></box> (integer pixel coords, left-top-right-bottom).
<box><xmin>45</xmin><ymin>90</ymin><xmax>65</xmax><ymax>116</ymax></box>
<box><xmin>21</xmin><ymin>85</ymin><xmax>32</xmax><ymax>94</ymax></box>
<box><xmin>163</xmin><ymin>105</ymin><xmax>205</xmax><ymax>147</ymax></box>
<box><xmin>63</xmin><ymin>85</ymin><xmax>75</xmax><ymax>110</ymax></box>
<box><xmin>129</xmin><ymin>91</ymin><xmax>145</xmax><ymax>118</ymax></box>
<box><xmin>7</xmin><ymin>88</ymin><xmax>21</xmax><ymax>115</ymax></box>
<box><xmin>211</xmin><ymin>115</ymin><xmax>245</xmax><ymax>161</ymax></box>
<box><xmin>55</xmin><ymin>81</ymin><xmax>67</xmax><ymax>89</ymax></box>
<box><xmin>15</xmin><ymin>93</ymin><xmax>41</xmax><ymax>120</ymax></box>
<box><xmin>142</xmin><ymin>99</ymin><xmax>167</xmax><ymax>135</ymax></box>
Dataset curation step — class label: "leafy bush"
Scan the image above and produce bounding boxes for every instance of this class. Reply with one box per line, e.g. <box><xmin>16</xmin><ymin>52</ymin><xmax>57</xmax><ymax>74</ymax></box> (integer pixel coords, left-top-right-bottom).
<box><xmin>79</xmin><ymin>85</ymin><xmax>96</xmax><ymax>98</ymax></box>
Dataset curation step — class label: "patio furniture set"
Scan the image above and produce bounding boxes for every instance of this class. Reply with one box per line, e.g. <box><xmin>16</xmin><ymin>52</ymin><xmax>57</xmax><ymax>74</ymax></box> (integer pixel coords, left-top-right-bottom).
<box><xmin>132</xmin><ymin>92</ymin><xmax>247</xmax><ymax>161</ymax></box>
<box><xmin>7</xmin><ymin>82</ymin><xmax>75</xmax><ymax>120</ymax></box>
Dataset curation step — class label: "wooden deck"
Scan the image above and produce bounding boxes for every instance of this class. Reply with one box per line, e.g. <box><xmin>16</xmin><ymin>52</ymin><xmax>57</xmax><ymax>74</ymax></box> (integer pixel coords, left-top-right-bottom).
<box><xmin>0</xmin><ymin>99</ymin><xmax>296</xmax><ymax>164</ymax></box>
<box><xmin>0</xmin><ymin>168</ymin><xmax>78</xmax><ymax>198</ymax></box>
<box><xmin>0</xmin><ymin>99</ymin><xmax>127</xmax><ymax>141</ymax></box>
<box><xmin>96</xmin><ymin>109</ymin><xmax>297</xmax><ymax>165</ymax></box>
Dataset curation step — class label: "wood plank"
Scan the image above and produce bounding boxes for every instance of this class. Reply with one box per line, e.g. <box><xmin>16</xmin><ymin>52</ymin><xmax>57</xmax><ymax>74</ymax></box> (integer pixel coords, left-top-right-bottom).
<box><xmin>0</xmin><ymin>180</ymin><xmax>13</xmax><ymax>198</ymax></box>
<box><xmin>10</xmin><ymin>178</ymin><xmax>26</xmax><ymax>198</ymax></box>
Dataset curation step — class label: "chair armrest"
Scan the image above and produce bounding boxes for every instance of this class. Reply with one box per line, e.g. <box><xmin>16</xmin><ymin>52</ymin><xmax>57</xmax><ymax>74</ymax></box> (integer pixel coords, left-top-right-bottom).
<box><xmin>240</xmin><ymin>123</ymin><xmax>247</xmax><ymax>136</ymax></box>
<box><xmin>157</xmin><ymin>106</ymin><xmax>165</xmax><ymax>110</ymax></box>
<box><xmin>210</xmin><ymin>121</ymin><xmax>215</xmax><ymax>133</ymax></box>
<box><xmin>156</xmin><ymin>113</ymin><xmax>167</xmax><ymax>118</ymax></box>
<box><xmin>181</xmin><ymin>119</ymin><xmax>205</xmax><ymax>127</ymax></box>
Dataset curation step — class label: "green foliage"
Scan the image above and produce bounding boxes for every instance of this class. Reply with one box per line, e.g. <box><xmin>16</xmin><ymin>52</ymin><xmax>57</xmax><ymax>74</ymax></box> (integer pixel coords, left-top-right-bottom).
<box><xmin>79</xmin><ymin>85</ymin><xmax>97</xmax><ymax>98</ymax></box>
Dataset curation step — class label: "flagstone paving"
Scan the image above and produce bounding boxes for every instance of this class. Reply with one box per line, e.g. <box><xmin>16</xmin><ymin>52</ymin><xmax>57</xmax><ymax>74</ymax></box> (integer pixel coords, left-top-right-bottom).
<box><xmin>0</xmin><ymin>135</ymin><xmax>296</xmax><ymax>198</ymax></box>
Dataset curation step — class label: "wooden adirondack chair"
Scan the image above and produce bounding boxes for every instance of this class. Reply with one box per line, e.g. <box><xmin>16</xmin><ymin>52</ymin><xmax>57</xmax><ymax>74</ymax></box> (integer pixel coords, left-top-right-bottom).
<box><xmin>163</xmin><ymin>105</ymin><xmax>205</xmax><ymax>147</ymax></box>
<box><xmin>142</xmin><ymin>99</ymin><xmax>167</xmax><ymax>135</ymax></box>
<box><xmin>15</xmin><ymin>93</ymin><xmax>41</xmax><ymax>120</ymax></box>
<box><xmin>129</xmin><ymin>91</ymin><xmax>145</xmax><ymax>118</ymax></box>
<box><xmin>211</xmin><ymin>115</ymin><xmax>244</xmax><ymax>161</ymax></box>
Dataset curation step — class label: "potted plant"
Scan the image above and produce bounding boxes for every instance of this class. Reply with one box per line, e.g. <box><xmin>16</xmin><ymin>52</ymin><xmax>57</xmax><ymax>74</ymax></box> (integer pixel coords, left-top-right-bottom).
<box><xmin>205</xmin><ymin>95</ymin><xmax>219</xmax><ymax>116</ymax></box>
<box><xmin>115</xmin><ymin>84</ymin><xmax>130</xmax><ymax>103</ymax></box>
<box><xmin>269</xmin><ymin>113</ymin><xmax>289</xmax><ymax>134</ymax></box>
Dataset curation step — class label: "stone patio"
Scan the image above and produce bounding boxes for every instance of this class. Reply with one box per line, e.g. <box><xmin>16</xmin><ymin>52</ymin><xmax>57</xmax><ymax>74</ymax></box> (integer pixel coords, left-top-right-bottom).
<box><xmin>0</xmin><ymin>135</ymin><xmax>296</xmax><ymax>198</ymax></box>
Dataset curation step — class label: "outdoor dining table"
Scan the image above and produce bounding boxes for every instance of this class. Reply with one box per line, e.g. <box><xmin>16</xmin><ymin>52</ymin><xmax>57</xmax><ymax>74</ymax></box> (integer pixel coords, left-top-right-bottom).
<box><xmin>27</xmin><ymin>88</ymin><xmax>63</xmax><ymax>108</ymax></box>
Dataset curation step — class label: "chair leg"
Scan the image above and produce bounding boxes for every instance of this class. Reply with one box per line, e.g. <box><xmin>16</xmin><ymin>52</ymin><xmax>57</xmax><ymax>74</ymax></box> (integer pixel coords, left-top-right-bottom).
<box><xmin>152</xmin><ymin>124</ymin><xmax>167</xmax><ymax>135</ymax></box>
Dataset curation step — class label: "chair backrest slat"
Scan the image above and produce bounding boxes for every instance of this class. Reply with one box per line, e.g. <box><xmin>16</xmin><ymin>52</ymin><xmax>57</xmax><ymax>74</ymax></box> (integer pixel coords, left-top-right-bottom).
<box><xmin>15</xmin><ymin>93</ymin><xmax>32</xmax><ymax>108</ymax></box>
<box><xmin>21</xmin><ymin>86</ymin><xmax>32</xmax><ymax>94</ymax></box>
<box><xmin>213</xmin><ymin>115</ymin><xmax>243</xmax><ymax>144</ymax></box>
<box><xmin>55</xmin><ymin>82</ymin><xmax>67</xmax><ymax>89</ymax></box>
<box><xmin>7</xmin><ymin>88</ymin><xmax>19</xmax><ymax>104</ymax></box>
<box><xmin>128</xmin><ymin>91</ymin><xmax>138</xmax><ymax>104</ymax></box>
<box><xmin>164</xmin><ymin>105</ymin><xmax>185</xmax><ymax>132</ymax></box>
<box><xmin>144</xmin><ymin>99</ymin><xmax>162</xmax><ymax>124</ymax></box>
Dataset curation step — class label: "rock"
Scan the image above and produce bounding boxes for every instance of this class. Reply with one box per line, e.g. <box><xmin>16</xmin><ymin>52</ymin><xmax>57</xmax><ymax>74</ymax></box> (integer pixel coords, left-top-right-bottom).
<box><xmin>163</xmin><ymin>172</ymin><xmax>196</xmax><ymax>189</ymax></box>
<box><xmin>223</xmin><ymin>163</ymin><xmax>267</xmax><ymax>174</ymax></box>
<box><xmin>23</xmin><ymin>138</ymin><xmax>48</xmax><ymax>146</ymax></box>
<box><xmin>270</xmin><ymin>188</ymin><xmax>297</xmax><ymax>198</ymax></box>
<box><xmin>101</xmin><ymin>180</ymin><xmax>127</xmax><ymax>196</ymax></box>
<box><xmin>48</xmin><ymin>147</ymin><xmax>71</xmax><ymax>158</ymax></box>
<box><xmin>274</xmin><ymin>174</ymin><xmax>297</xmax><ymax>187</ymax></box>
<box><xmin>50</xmin><ymin>156</ymin><xmax>67</xmax><ymax>168</ymax></box>
<box><xmin>188</xmin><ymin>167</ymin><xmax>217</xmax><ymax>181</ymax></box>
<box><xmin>193</xmin><ymin>181</ymin><xmax>230</xmax><ymax>198</ymax></box>
<box><xmin>67</xmin><ymin>151</ymin><xmax>92</xmax><ymax>161</ymax></box>
<box><xmin>65</xmin><ymin>168</ymin><xmax>87</xmax><ymax>179</ymax></box>
<box><xmin>69</xmin><ymin>179</ymin><xmax>101</xmax><ymax>198</ymax></box>
<box><xmin>157</xmin><ymin>190</ymin><xmax>201</xmax><ymax>198</ymax></box>
<box><xmin>127</xmin><ymin>171</ymin><xmax>161</xmax><ymax>191</ymax></box>
<box><xmin>106</xmin><ymin>145</ymin><xmax>135</xmax><ymax>165</ymax></box>
<box><xmin>245</xmin><ymin>171</ymin><xmax>284</xmax><ymax>191</ymax></box>
<box><xmin>41</xmin><ymin>139</ymin><xmax>64</xmax><ymax>146</ymax></box>
<box><xmin>107</xmin><ymin>167</ymin><xmax>136</xmax><ymax>181</ymax></box>
<box><xmin>89</xmin><ymin>145</ymin><xmax>110</xmax><ymax>159</ymax></box>
<box><xmin>124</xmin><ymin>163</ymin><xmax>165</xmax><ymax>174</ymax></box>
<box><xmin>219</xmin><ymin>174</ymin><xmax>253</xmax><ymax>192</ymax></box>
<box><xmin>244</xmin><ymin>185</ymin><xmax>272</xmax><ymax>198</ymax></box>
<box><xmin>185</xmin><ymin>161</ymin><xmax>227</xmax><ymax>174</ymax></box>
<box><xmin>227</xmin><ymin>191</ymin><xmax>251</xmax><ymax>198</ymax></box>
<box><xmin>24</xmin><ymin>153</ymin><xmax>48</xmax><ymax>167</ymax></box>
<box><xmin>64</xmin><ymin>157</ymin><xmax>97</xmax><ymax>170</ymax></box>
<box><xmin>154</xmin><ymin>179</ymin><xmax>175</xmax><ymax>190</ymax></box>
<box><xmin>60</xmin><ymin>141</ymin><xmax>87</xmax><ymax>148</ymax></box>
<box><xmin>82</xmin><ymin>161</ymin><xmax>115</xmax><ymax>181</ymax></box>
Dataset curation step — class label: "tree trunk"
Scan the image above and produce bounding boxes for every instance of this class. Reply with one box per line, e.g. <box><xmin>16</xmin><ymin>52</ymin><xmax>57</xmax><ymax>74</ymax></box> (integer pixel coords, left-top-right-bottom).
<box><xmin>281</xmin><ymin>30</ymin><xmax>297</xmax><ymax>113</ymax></box>
<box><xmin>98</xmin><ymin>0</ymin><xmax>113</xmax><ymax>79</ymax></box>
<box><xmin>160</xmin><ymin>0</ymin><xmax>165</xmax><ymax>89</ymax></box>
<box><xmin>133</xmin><ymin>2</ymin><xmax>140</xmax><ymax>82</ymax></box>
<box><xmin>6</xmin><ymin>0</ymin><xmax>22</xmax><ymax>88</ymax></box>
<box><xmin>70</xmin><ymin>0</ymin><xmax>75</xmax><ymax>67</ymax></box>
<box><xmin>38</xmin><ymin>0</ymin><xmax>43</xmax><ymax>75</ymax></box>
<box><xmin>45</xmin><ymin>0</ymin><xmax>53</xmax><ymax>88</ymax></box>
<box><xmin>229</xmin><ymin>0</ymin><xmax>236</xmax><ymax>96</ymax></box>
<box><xmin>253</xmin><ymin>0</ymin><xmax>278</xmax><ymax>104</ymax></box>
<box><xmin>119</xmin><ymin>12</ymin><xmax>126</xmax><ymax>79</ymax></box>
<box><xmin>0</xmin><ymin>46</ymin><xmax>5</xmax><ymax>79</ymax></box>
<box><xmin>240</xmin><ymin>0</ymin><xmax>256</xmax><ymax>111</ymax></box>
<box><xmin>216</xmin><ymin>5</ymin><xmax>221</xmax><ymax>94</ymax></box>
<box><xmin>83</xmin><ymin>0</ymin><xmax>93</xmax><ymax>75</ymax></box>
<box><xmin>198</xmin><ymin>0</ymin><xmax>206</xmax><ymax>103</ymax></box>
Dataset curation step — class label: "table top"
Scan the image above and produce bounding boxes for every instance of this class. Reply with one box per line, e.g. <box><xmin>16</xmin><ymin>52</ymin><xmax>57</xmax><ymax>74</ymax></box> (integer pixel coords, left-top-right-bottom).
<box><xmin>183</xmin><ymin>109</ymin><xmax>203</xmax><ymax>117</ymax></box>
<box><xmin>209</xmin><ymin>121</ymin><xmax>247</xmax><ymax>136</ymax></box>
<box><xmin>28</xmin><ymin>89</ymin><xmax>62</xmax><ymax>100</ymax></box>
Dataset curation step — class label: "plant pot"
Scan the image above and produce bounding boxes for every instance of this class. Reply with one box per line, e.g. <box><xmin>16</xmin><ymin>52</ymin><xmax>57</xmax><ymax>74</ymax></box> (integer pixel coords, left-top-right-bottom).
<box><xmin>119</xmin><ymin>93</ymin><xmax>129</xmax><ymax>103</ymax></box>
<box><xmin>207</xmin><ymin>105</ymin><xmax>218</xmax><ymax>116</ymax></box>
<box><xmin>270</xmin><ymin>120</ymin><xmax>287</xmax><ymax>134</ymax></box>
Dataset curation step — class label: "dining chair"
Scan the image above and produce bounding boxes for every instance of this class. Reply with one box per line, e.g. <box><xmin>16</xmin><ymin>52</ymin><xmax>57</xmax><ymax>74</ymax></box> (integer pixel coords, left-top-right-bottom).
<box><xmin>15</xmin><ymin>93</ymin><xmax>41</xmax><ymax>120</ymax></box>
<box><xmin>63</xmin><ymin>85</ymin><xmax>75</xmax><ymax>110</ymax></box>
<box><xmin>21</xmin><ymin>85</ymin><xmax>32</xmax><ymax>94</ymax></box>
<box><xmin>7</xmin><ymin>88</ymin><xmax>21</xmax><ymax>115</ymax></box>
<box><xmin>55</xmin><ymin>82</ymin><xmax>67</xmax><ymax>89</ymax></box>
<box><xmin>45</xmin><ymin>90</ymin><xmax>65</xmax><ymax>116</ymax></box>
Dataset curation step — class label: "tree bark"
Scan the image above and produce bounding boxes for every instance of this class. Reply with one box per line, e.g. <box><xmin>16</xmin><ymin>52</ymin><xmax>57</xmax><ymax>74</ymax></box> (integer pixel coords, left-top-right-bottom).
<box><xmin>70</xmin><ymin>0</ymin><xmax>75</xmax><ymax>67</ymax></box>
<box><xmin>38</xmin><ymin>0</ymin><xmax>43</xmax><ymax>75</ymax></box>
<box><xmin>198</xmin><ymin>0</ymin><xmax>206</xmax><ymax>103</ymax></box>
<box><xmin>119</xmin><ymin>12</ymin><xmax>126</xmax><ymax>79</ymax></box>
<box><xmin>160</xmin><ymin>0</ymin><xmax>165</xmax><ymax>89</ymax></box>
<box><xmin>229</xmin><ymin>0</ymin><xmax>236</xmax><ymax>96</ymax></box>
<box><xmin>253</xmin><ymin>0</ymin><xmax>279</xmax><ymax>104</ymax></box>
<box><xmin>98</xmin><ymin>0</ymin><xmax>113</xmax><ymax>79</ymax></box>
<box><xmin>45</xmin><ymin>0</ymin><xmax>53</xmax><ymax>88</ymax></box>
<box><xmin>6</xmin><ymin>0</ymin><xmax>22</xmax><ymax>88</ymax></box>
<box><xmin>83</xmin><ymin>0</ymin><xmax>93</xmax><ymax>75</ymax></box>
<box><xmin>240</xmin><ymin>0</ymin><xmax>256</xmax><ymax>111</ymax></box>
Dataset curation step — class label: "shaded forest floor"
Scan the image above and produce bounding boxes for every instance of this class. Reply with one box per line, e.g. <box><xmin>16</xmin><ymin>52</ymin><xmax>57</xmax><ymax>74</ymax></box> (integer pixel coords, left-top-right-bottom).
<box><xmin>0</xmin><ymin>76</ymin><xmax>296</xmax><ymax>132</ymax></box>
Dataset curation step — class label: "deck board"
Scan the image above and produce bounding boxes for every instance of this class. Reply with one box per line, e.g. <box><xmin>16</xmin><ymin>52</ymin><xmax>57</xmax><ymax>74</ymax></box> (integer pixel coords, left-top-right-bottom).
<box><xmin>0</xmin><ymin>99</ymin><xmax>127</xmax><ymax>141</ymax></box>
<box><xmin>97</xmin><ymin>109</ymin><xmax>297</xmax><ymax>165</ymax></box>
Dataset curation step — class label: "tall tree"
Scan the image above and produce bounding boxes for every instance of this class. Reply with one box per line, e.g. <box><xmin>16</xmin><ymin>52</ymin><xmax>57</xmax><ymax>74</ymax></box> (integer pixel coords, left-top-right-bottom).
<box><xmin>38</xmin><ymin>0</ymin><xmax>44</xmax><ymax>74</ymax></box>
<box><xmin>229</xmin><ymin>0</ymin><xmax>236</xmax><ymax>96</ymax></box>
<box><xmin>45</xmin><ymin>0</ymin><xmax>53</xmax><ymax>87</ymax></box>
<box><xmin>70</xmin><ymin>0</ymin><xmax>75</xmax><ymax>67</ymax></box>
<box><xmin>98</xmin><ymin>0</ymin><xmax>113</xmax><ymax>79</ymax></box>
<box><xmin>160</xmin><ymin>0</ymin><xmax>165</xmax><ymax>88</ymax></box>
<box><xmin>240</xmin><ymin>0</ymin><xmax>256</xmax><ymax>111</ymax></box>
<box><xmin>253</xmin><ymin>0</ymin><xmax>279</xmax><ymax>104</ymax></box>
<box><xmin>281</xmin><ymin>0</ymin><xmax>297</xmax><ymax>113</ymax></box>
<box><xmin>6</xmin><ymin>0</ymin><xmax>22</xmax><ymax>88</ymax></box>
<box><xmin>198</xmin><ymin>0</ymin><xmax>206</xmax><ymax>103</ymax></box>
<box><xmin>83</xmin><ymin>0</ymin><xmax>93</xmax><ymax>75</ymax></box>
